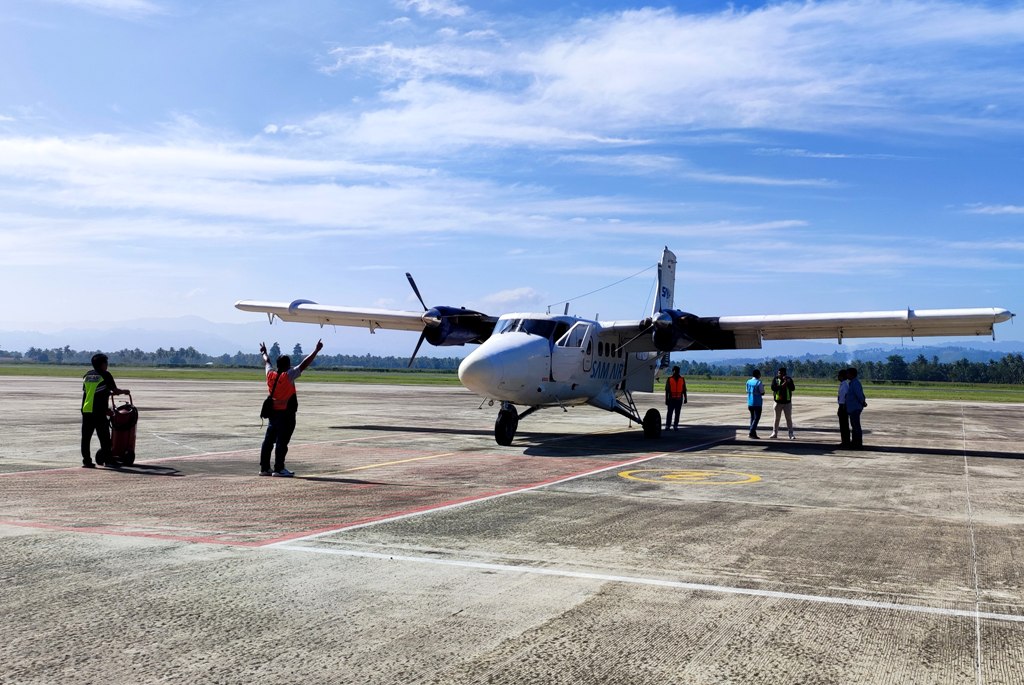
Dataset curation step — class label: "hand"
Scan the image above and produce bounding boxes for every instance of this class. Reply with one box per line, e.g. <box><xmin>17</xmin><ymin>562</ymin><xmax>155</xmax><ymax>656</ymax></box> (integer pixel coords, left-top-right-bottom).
<box><xmin>315</xmin><ymin>339</ymin><xmax>324</xmax><ymax>352</ymax></box>
<box><xmin>259</xmin><ymin>342</ymin><xmax>267</xmax><ymax>355</ymax></box>
<box><xmin>684</xmin><ymin>399</ymin><xmax>688</xmax><ymax>404</ymax></box>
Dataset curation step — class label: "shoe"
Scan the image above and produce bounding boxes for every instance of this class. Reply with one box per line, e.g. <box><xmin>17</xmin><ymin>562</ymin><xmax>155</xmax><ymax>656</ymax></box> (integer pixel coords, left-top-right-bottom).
<box><xmin>673</xmin><ymin>426</ymin><xmax>679</xmax><ymax>431</ymax></box>
<box><xmin>259</xmin><ymin>470</ymin><xmax>272</xmax><ymax>477</ymax></box>
<box><xmin>769</xmin><ymin>432</ymin><xmax>777</xmax><ymax>439</ymax></box>
<box><xmin>749</xmin><ymin>432</ymin><xmax>759</xmax><ymax>439</ymax></box>
<box><xmin>272</xmin><ymin>468</ymin><xmax>294</xmax><ymax>478</ymax></box>
<box><xmin>82</xmin><ymin>461</ymin><xmax>96</xmax><ymax>469</ymax></box>
<box><xmin>789</xmin><ymin>432</ymin><xmax>795</xmax><ymax>440</ymax></box>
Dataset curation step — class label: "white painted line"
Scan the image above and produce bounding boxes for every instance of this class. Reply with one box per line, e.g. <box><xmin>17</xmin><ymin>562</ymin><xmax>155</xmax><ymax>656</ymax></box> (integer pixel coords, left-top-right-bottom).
<box><xmin>960</xmin><ymin>404</ymin><xmax>984</xmax><ymax>685</ymax></box>
<box><xmin>267</xmin><ymin>437</ymin><xmax>732</xmax><ymax>546</ymax></box>
<box><xmin>272</xmin><ymin>544</ymin><xmax>1024</xmax><ymax>625</ymax></box>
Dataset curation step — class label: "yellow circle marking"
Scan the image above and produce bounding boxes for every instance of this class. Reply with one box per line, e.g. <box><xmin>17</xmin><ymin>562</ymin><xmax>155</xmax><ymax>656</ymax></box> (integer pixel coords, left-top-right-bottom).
<box><xmin>619</xmin><ymin>469</ymin><xmax>761</xmax><ymax>485</ymax></box>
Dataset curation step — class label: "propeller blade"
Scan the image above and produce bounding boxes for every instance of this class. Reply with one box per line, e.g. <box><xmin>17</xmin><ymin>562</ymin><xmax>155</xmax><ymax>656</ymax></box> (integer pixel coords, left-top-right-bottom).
<box><xmin>406</xmin><ymin>272</ymin><xmax>428</xmax><ymax>311</ymax></box>
<box><xmin>408</xmin><ymin>329</ymin><xmax>427</xmax><ymax>368</ymax></box>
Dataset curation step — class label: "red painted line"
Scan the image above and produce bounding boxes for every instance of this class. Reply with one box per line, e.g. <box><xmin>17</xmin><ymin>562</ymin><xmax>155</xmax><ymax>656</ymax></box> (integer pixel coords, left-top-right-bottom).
<box><xmin>265</xmin><ymin>440</ymin><xmax>731</xmax><ymax>547</ymax></box>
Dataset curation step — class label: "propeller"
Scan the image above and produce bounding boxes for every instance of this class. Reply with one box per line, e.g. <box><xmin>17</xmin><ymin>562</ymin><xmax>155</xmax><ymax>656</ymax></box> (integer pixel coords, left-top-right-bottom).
<box><xmin>406</xmin><ymin>272</ymin><xmax>442</xmax><ymax>367</ymax></box>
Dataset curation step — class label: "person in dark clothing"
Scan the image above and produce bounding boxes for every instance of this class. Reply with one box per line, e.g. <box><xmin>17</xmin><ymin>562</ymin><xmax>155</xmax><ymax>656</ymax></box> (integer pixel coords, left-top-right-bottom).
<box><xmin>81</xmin><ymin>353</ymin><xmax>129</xmax><ymax>468</ymax></box>
<box><xmin>664</xmin><ymin>366</ymin><xmax>688</xmax><ymax>431</ymax></box>
<box><xmin>837</xmin><ymin>368</ymin><xmax>851</xmax><ymax>446</ymax></box>
<box><xmin>845</xmin><ymin>367</ymin><xmax>868</xmax><ymax>448</ymax></box>
<box><xmin>259</xmin><ymin>339</ymin><xmax>323</xmax><ymax>477</ymax></box>
<box><xmin>770</xmin><ymin>366</ymin><xmax>796</xmax><ymax>439</ymax></box>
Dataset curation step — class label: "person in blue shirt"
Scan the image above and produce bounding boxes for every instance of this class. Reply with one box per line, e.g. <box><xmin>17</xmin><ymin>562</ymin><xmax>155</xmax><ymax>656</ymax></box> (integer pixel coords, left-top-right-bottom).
<box><xmin>837</xmin><ymin>368</ymin><xmax>851</xmax><ymax>446</ymax></box>
<box><xmin>844</xmin><ymin>367</ymin><xmax>868</xmax><ymax>449</ymax></box>
<box><xmin>745</xmin><ymin>369</ymin><xmax>765</xmax><ymax>438</ymax></box>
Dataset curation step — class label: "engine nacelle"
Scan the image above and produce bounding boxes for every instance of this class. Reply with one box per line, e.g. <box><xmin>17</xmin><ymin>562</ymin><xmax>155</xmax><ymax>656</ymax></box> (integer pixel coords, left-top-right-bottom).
<box><xmin>423</xmin><ymin>306</ymin><xmax>491</xmax><ymax>347</ymax></box>
<box><xmin>652</xmin><ymin>309</ymin><xmax>697</xmax><ymax>352</ymax></box>
<box><xmin>652</xmin><ymin>309</ymin><xmax>742</xmax><ymax>352</ymax></box>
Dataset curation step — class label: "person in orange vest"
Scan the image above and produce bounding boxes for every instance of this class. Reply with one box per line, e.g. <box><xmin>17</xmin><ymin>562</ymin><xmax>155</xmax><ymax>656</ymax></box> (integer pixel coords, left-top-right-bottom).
<box><xmin>664</xmin><ymin>365</ymin><xmax>688</xmax><ymax>431</ymax></box>
<box><xmin>258</xmin><ymin>339</ymin><xmax>323</xmax><ymax>477</ymax></box>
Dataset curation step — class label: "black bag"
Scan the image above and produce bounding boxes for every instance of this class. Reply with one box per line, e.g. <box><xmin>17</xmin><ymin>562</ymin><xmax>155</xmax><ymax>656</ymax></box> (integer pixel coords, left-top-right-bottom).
<box><xmin>260</xmin><ymin>396</ymin><xmax>274</xmax><ymax>419</ymax></box>
<box><xmin>260</xmin><ymin>371</ymin><xmax>282</xmax><ymax>420</ymax></box>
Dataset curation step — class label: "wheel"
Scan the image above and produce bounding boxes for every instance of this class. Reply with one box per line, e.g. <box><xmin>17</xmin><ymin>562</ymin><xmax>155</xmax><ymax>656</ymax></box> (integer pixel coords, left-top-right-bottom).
<box><xmin>494</xmin><ymin>409</ymin><xmax>519</xmax><ymax>446</ymax></box>
<box><xmin>121</xmin><ymin>451</ymin><xmax>136</xmax><ymax>466</ymax></box>
<box><xmin>642</xmin><ymin>408</ymin><xmax>662</xmax><ymax>439</ymax></box>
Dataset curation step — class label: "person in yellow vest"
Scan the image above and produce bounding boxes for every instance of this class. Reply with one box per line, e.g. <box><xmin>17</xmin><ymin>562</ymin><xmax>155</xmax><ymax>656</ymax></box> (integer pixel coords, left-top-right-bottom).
<box><xmin>770</xmin><ymin>366</ymin><xmax>796</xmax><ymax>439</ymax></box>
<box><xmin>258</xmin><ymin>339</ymin><xmax>323</xmax><ymax>477</ymax></box>
<box><xmin>81</xmin><ymin>353</ymin><xmax>129</xmax><ymax>468</ymax></box>
<box><xmin>664</xmin><ymin>365</ymin><xmax>688</xmax><ymax>431</ymax></box>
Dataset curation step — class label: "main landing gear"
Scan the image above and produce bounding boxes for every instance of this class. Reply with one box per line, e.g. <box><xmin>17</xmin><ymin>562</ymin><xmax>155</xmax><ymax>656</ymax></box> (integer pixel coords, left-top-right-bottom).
<box><xmin>641</xmin><ymin>408</ymin><xmax>662</xmax><ymax>439</ymax></box>
<box><xmin>492</xmin><ymin>395</ymin><xmax>662</xmax><ymax>446</ymax></box>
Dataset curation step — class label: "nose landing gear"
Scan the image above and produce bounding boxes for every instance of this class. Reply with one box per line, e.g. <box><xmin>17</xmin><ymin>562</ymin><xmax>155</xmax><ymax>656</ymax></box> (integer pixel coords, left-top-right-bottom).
<box><xmin>495</xmin><ymin>406</ymin><xmax>519</xmax><ymax>446</ymax></box>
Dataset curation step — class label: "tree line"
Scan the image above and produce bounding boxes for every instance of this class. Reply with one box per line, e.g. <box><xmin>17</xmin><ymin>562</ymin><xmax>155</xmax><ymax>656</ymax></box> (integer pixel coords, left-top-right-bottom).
<box><xmin>2</xmin><ymin>344</ymin><xmax>1022</xmax><ymax>384</ymax></box>
<box><xmin>2</xmin><ymin>343</ymin><xmax>462</xmax><ymax>371</ymax></box>
<box><xmin>673</xmin><ymin>353</ymin><xmax>1024</xmax><ymax>385</ymax></box>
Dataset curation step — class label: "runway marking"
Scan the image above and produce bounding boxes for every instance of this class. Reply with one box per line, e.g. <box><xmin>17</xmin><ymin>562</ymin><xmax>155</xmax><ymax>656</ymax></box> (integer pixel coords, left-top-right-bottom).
<box><xmin>266</xmin><ymin>436</ymin><xmax>733</xmax><ymax>546</ymax></box>
<box><xmin>620</xmin><ymin>469</ymin><xmax>761</xmax><ymax>485</ymax></box>
<box><xmin>271</xmin><ymin>544</ymin><xmax>1024</xmax><ymax>625</ymax></box>
<box><xmin>694</xmin><ymin>452</ymin><xmax>800</xmax><ymax>462</ymax></box>
<box><xmin>150</xmin><ymin>432</ymin><xmax>209</xmax><ymax>453</ymax></box>
<box><xmin>304</xmin><ymin>450</ymin><xmax>462</xmax><ymax>477</ymax></box>
<box><xmin>961</xmin><ymin>404</ymin><xmax>984</xmax><ymax>685</ymax></box>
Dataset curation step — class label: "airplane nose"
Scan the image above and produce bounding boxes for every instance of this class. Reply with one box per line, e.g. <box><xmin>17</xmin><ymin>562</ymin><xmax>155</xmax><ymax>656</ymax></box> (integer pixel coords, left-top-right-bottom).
<box><xmin>458</xmin><ymin>347</ymin><xmax>504</xmax><ymax>396</ymax></box>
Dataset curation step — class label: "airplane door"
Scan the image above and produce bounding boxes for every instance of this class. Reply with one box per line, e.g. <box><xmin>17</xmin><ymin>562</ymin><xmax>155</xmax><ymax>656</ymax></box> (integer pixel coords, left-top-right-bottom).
<box><xmin>552</xmin><ymin>322</ymin><xmax>593</xmax><ymax>381</ymax></box>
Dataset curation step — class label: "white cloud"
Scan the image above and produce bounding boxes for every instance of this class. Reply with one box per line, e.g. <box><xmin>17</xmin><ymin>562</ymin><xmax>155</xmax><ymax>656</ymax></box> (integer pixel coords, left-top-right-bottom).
<box><xmin>44</xmin><ymin>0</ymin><xmax>164</xmax><ymax>18</ymax></box>
<box><xmin>396</xmin><ymin>0</ymin><xmax>468</xmax><ymax>19</ymax></box>
<box><xmin>754</xmin><ymin>148</ymin><xmax>902</xmax><ymax>160</ymax></box>
<box><xmin>479</xmin><ymin>287</ymin><xmax>544</xmax><ymax>308</ymax></box>
<box><xmin>683</xmin><ymin>171</ymin><xmax>840</xmax><ymax>188</ymax></box>
<box><xmin>964</xmin><ymin>204</ymin><xmax>1024</xmax><ymax>215</ymax></box>
<box><xmin>301</xmin><ymin>1</ymin><xmax>1024</xmax><ymax>153</ymax></box>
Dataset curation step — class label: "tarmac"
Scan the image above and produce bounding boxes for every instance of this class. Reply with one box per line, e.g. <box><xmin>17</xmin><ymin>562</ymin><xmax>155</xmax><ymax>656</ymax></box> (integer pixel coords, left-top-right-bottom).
<box><xmin>1</xmin><ymin>375</ymin><xmax>1023</xmax><ymax>684</ymax></box>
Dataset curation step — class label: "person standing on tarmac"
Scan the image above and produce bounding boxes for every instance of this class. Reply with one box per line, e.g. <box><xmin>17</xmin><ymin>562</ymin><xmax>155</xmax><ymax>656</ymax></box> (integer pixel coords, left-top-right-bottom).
<box><xmin>745</xmin><ymin>369</ymin><xmax>765</xmax><ymax>439</ymax></box>
<box><xmin>81</xmin><ymin>353</ymin><xmax>129</xmax><ymax>468</ymax></box>
<box><xmin>837</xmin><ymin>368</ymin><xmax>851</xmax><ymax>446</ymax></box>
<box><xmin>770</xmin><ymin>366</ymin><xmax>796</xmax><ymax>440</ymax></box>
<box><xmin>664</xmin><ymin>365</ymin><xmax>688</xmax><ymax>431</ymax></box>
<box><xmin>845</xmin><ymin>367</ymin><xmax>868</xmax><ymax>449</ymax></box>
<box><xmin>259</xmin><ymin>339</ymin><xmax>323</xmax><ymax>477</ymax></box>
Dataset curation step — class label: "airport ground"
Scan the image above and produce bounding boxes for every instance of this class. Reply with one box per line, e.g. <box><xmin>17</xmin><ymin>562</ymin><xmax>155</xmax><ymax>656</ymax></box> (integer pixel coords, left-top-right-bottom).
<box><xmin>2</xmin><ymin>376</ymin><xmax>1023</xmax><ymax>684</ymax></box>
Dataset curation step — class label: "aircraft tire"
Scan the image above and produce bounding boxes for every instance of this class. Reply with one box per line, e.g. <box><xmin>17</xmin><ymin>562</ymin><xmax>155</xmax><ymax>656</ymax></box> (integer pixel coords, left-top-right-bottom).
<box><xmin>495</xmin><ymin>409</ymin><xmax>518</xmax><ymax>446</ymax></box>
<box><xmin>642</xmin><ymin>408</ymin><xmax>662</xmax><ymax>439</ymax></box>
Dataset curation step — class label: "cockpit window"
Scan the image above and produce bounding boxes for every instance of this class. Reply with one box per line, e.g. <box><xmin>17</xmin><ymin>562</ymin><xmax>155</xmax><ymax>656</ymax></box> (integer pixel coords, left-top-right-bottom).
<box><xmin>495</xmin><ymin>318</ymin><xmax>561</xmax><ymax>340</ymax></box>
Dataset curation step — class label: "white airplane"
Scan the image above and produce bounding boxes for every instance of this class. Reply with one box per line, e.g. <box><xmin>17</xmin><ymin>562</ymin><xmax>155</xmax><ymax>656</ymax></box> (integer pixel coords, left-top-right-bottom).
<box><xmin>236</xmin><ymin>248</ymin><xmax>1013</xmax><ymax>445</ymax></box>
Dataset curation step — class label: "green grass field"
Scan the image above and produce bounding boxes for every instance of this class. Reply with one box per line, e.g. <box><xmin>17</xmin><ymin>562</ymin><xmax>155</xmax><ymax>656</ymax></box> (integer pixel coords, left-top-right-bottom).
<box><xmin>2</xmin><ymin>364</ymin><xmax>1022</xmax><ymax>401</ymax></box>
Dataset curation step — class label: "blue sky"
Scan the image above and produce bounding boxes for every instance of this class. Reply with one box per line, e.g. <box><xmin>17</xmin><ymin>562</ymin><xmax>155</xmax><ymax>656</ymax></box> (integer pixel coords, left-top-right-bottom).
<box><xmin>1</xmin><ymin>0</ymin><xmax>1022</xmax><ymax>353</ymax></box>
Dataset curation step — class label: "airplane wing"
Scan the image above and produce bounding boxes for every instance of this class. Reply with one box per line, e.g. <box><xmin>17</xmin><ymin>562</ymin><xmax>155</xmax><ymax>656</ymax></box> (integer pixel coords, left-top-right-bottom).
<box><xmin>607</xmin><ymin>307</ymin><xmax>1014</xmax><ymax>352</ymax></box>
<box><xmin>234</xmin><ymin>299</ymin><xmax>500</xmax><ymax>348</ymax></box>
<box><xmin>235</xmin><ymin>299</ymin><xmax>427</xmax><ymax>332</ymax></box>
<box><xmin>716</xmin><ymin>307</ymin><xmax>1014</xmax><ymax>343</ymax></box>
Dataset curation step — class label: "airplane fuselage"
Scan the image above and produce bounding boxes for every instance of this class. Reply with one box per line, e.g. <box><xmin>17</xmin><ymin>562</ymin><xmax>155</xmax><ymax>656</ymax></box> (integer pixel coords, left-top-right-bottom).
<box><xmin>458</xmin><ymin>313</ymin><xmax>628</xmax><ymax>408</ymax></box>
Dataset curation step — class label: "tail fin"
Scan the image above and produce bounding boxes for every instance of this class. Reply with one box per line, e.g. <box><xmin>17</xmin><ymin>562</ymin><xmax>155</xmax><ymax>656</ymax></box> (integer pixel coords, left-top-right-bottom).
<box><xmin>654</xmin><ymin>247</ymin><xmax>677</xmax><ymax>378</ymax></box>
<box><xmin>654</xmin><ymin>247</ymin><xmax>676</xmax><ymax>316</ymax></box>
